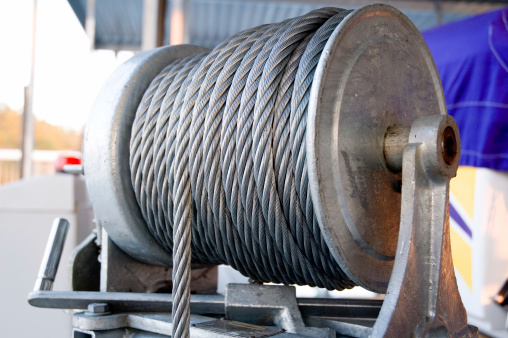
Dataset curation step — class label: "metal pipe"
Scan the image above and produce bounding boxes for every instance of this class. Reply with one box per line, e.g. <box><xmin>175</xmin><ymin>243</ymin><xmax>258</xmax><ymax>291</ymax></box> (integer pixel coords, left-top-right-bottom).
<box><xmin>63</xmin><ymin>164</ymin><xmax>84</xmax><ymax>175</ymax></box>
<box><xmin>33</xmin><ymin>218</ymin><xmax>70</xmax><ymax>291</ymax></box>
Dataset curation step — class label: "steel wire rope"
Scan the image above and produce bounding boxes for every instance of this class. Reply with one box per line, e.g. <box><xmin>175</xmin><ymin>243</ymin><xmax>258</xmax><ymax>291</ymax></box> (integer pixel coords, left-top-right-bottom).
<box><xmin>250</xmin><ymin>7</ymin><xmax>347</xmax><ymax>289</ymax></box>
<box><xmin>220</xmin><ymin>20</ymin><xmax>298</xmax><ymax>284</ymax></box>
<box><xmin>128</xmin><ymin>7</ymin><xmax>358</xmax><ymax>338</ymax></box>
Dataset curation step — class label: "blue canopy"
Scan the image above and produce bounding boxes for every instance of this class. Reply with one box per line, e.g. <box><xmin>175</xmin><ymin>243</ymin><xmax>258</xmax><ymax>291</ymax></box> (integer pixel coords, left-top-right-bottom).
<box><xmin>423</xmin><ymin>8</ymin><xmax>508</xmax><ymax>171</ymax></box>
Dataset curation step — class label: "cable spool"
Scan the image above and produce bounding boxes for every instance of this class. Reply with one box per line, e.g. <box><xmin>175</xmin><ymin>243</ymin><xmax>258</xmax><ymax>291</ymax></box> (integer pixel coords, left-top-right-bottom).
<box><xmin>84</xmin><ymin>4</ymin><xmax>445</xmax><ymax>294</ymax></box>
<box><xmin>130</xmin><ymin>7</ymin><xmax>356</xmax><ymax>292</ymax></box>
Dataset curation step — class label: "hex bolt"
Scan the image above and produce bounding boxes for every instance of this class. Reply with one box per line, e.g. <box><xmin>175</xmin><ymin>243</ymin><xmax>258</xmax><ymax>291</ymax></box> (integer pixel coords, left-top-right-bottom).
<box><xmin>85</xmin><ymin>303</ymin><xmax>111</xmax><ymax>316</ymax></box>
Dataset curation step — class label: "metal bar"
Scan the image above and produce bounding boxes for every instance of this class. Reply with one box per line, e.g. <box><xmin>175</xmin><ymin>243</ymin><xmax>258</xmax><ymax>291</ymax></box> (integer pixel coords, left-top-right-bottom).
<box><xmin>28</xmin><ymin>289</ymin><xmax>382</xmax><ymax>319</ymax></box>
<box><xmin>33</xmin><ymin>219</ymin><xmax>70</xmax><ymax>291</ymax></box>
<box><xmin>28</xmin><ymin>291</ymin><xmax>225</xmax><ymax>314</ymax></box>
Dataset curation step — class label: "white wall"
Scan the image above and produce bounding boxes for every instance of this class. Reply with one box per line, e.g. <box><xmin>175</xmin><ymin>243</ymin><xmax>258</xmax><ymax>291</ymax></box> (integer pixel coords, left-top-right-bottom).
<box><xmin>0</xmin><ymin>174</ymin><xmax>93</xmax><ymax>338</ymax></box>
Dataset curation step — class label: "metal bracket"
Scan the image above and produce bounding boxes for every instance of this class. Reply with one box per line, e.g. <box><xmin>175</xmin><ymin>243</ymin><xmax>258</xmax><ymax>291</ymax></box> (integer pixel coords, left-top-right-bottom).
<box><xmin>73</xmin><ymin>312</ymin><xmax>310</xmax><ymax>338</ymax></box>
<box><xmin>99</xmin><ymin>228</ymin><xmax>217</xmax><ymax>294</ymax></box>
<box><xmin>225</xmin><ymin>284</ymin><xmax>332</xmax><ymax>338</ymax></box>
<box><xmin>372</xmin><ymin>115</ymin><xmax>476</xmax><ymax>337</ymax></box>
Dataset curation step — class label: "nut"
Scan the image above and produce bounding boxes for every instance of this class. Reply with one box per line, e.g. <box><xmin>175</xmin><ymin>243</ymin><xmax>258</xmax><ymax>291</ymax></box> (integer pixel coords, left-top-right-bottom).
<box><xmin>86</xmin><ymin>303</ymin><xmax>111</xmax><ymax>316</ymax></box>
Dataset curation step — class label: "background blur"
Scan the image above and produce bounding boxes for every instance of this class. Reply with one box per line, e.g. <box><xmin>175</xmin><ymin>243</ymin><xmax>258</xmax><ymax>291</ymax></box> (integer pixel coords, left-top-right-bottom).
<box><xmin>0</xmin><ymin>0</ymin><xmax>505</xmax><ymax>186</ymax></box>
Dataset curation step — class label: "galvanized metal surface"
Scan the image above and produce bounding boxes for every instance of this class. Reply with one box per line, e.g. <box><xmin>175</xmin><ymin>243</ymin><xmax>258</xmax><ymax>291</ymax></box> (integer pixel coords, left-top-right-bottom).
<box><xmin>371</xmin><ymin>115</ymin><xmax>473</xmax><ymax>337</ymax></box>
<box><xmin>74</xmin><ymin>328</ymin><xmax>167</xmax><ymax>338</ymax></box>
<box><xmin>63</xmin><ymin>164</ymin><xmax>85</xmax><ymax>175</ymax></box>
<box><xmin>70</xmin><ymin>231</ymin><xmax>100</xmax><ymax>292</ymax></box>
<box><xmin>99</xmin><ymin>228</ymin><xmax>217</xmax><ymax>294</ymax></box>
<box><xmin>73</xmin><ymin>312</ymin><xmax>315</xmax><ymax>337</ymax></box>
<box><xmin>307</xmin><ymin>4</ymin><xmax>447</xmax><ymax>293</ymax></box>
<box><xmin>28</xmin><ymin>291</ymin><xmax>225</xmax><ymax>314</ymax></box>
<box><xmin>225</xmin><ymin>284</ymin><xmax>331</xmax><ymax>338</ymax></box>
<box><xmin>86</xmin><ymin>303</ymin><xmax>112</xmax><ymax>316</ymax></box>
<box><xmin>28</xmin><ymin>288</ymin><xmax>382</xmax><ymax>317</ymax></box>
<box><xmin>193</xmin><ymin>320</ymin><xmax>285</xmax><ymax>338</ymax></box>
<box><xmin>83</xmin><ymin>44</ymin><xmax>206</xmax><ymax>267</ymax></box>
<box><xmin>33</xmin><ymin>218</ymin><xmax>69</xmax><ymax>291</ymax></box>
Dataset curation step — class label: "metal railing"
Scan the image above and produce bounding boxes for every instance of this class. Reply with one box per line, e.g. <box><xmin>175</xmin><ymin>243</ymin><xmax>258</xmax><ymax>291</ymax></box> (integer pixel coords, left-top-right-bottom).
<box><xmin>0</xmin><ymin>149</ymin><xmax>80</xmax><ymax>185</ymax></box>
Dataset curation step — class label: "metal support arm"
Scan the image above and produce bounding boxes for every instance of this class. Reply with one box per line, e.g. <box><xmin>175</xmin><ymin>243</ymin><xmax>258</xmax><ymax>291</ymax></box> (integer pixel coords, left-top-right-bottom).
<box><xmin>373</xmin><ymin>115</ymin><xmax>476</xmax><ymax>337</ymax></box>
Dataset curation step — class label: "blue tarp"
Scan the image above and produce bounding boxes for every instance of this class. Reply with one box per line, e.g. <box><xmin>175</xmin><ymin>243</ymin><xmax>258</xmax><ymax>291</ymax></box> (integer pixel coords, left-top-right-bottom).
<box><xmin>423</xmin><ymin>8</ymin><xmax>508</xmax><ymax>171</ymax></box>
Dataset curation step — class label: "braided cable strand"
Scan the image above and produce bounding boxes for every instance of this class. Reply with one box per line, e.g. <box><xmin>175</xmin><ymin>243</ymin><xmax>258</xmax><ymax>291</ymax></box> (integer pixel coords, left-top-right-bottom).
<box><xmin>140</xmin><ymin>57</ymin><xmax>190</xmax><ymax>251</ymax></box>
<box><xmin>128</xmin><ymin>8</ymin><xmax>356</xmax><ymax>337</ymax></box>
<box><xmin>192</xmin><ymin>26</ymin><xmax>265</xmax><ymax>277</ymax></box>
<box><xmin>204</xmin><ymin>25</ymin><xmax>275</xmax><ymax>281</ymax></box>
<box><xmin>236</xmin><ymin>18</ymin><xmax>304</xmax><ymax>285</ymax></box>
<box><xmin>130</xmin><ymin>63</ymin><xmax>175</xmax><ymax>242</ymax></box>
<box><xmin>251</xmin><ymin>7</ymin><xmax>345</xmax><ymax>289</ymax></box>
<box><xmin>221</xmin><ymin>21</ymin><xmax>295</xmax><ymax>284</ymax></box>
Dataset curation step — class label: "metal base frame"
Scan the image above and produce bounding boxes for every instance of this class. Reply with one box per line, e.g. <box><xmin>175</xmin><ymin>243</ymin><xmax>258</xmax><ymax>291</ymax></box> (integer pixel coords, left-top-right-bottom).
<box><xmin>29</xmin><ymin>115</ymin><xmax>477</xmax><ymax>337</ymax></box>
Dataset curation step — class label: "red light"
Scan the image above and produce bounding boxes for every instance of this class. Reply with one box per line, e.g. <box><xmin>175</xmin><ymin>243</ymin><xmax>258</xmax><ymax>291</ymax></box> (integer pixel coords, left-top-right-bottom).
<box><xmin>55</xmin><ymin>155</ymin><xmax>82</xmax><ymax>173</ymax></box>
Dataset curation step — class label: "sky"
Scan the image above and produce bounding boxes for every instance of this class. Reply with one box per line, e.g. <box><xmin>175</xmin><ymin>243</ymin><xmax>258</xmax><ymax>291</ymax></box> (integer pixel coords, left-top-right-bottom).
<box><xmin>0</xmin><ymin>0</ymin><xmax>133</xmax><ymax>131</ymax></box>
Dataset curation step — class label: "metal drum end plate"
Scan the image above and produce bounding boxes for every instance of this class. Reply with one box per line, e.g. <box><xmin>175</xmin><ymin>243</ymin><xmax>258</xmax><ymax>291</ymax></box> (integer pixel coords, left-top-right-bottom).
<box><xmin>307</xmin><ymin>4</ymin><xmax>446</xmax><ymax>292</ymax></box>
<box><xmin>84</xmin><ymin>44</ymin><xmax>207</xmax><ymax>267</ymax></box>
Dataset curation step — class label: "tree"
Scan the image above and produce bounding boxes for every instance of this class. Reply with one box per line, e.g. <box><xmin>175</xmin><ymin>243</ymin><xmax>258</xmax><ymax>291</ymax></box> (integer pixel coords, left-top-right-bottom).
<box><xmin>0</xmin><ymin>104</ymin><xmax>83</xmax><ymax>151</ymax></box>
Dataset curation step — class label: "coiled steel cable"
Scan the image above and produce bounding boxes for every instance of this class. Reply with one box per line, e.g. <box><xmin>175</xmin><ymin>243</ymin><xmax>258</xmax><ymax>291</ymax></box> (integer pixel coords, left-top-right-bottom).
<box><xmin>129</xmin><ymin>8</ymin><xmax>355</xmax><ymax>338</ymax></box>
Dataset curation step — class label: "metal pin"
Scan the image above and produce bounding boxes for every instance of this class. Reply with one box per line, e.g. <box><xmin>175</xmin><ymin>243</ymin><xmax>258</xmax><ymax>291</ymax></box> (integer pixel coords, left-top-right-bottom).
<box><xmin>63</xmin><ymin>164</ymin><xmax>84</xmax><ymax>175</ymax></box>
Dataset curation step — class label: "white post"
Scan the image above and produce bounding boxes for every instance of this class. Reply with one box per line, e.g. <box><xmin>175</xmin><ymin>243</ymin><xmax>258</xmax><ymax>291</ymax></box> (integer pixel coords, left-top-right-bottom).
<box><xmin>20</xmin><ymin>0</ymin><xmax>38</xmax><ymax>179</ymax></box>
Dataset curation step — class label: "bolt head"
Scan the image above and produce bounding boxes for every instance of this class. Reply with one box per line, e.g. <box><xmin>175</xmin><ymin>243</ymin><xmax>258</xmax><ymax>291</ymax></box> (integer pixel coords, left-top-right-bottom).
<box><xmin>86</xmin><ymin>303</ymin><xmax>110</xmax><ymax>315</ymax></box>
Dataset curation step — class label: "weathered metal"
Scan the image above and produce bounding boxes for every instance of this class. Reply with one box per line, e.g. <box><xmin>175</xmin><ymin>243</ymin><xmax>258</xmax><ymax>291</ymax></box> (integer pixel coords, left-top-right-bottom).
<box><xmin>225</xmin><ymin>284</ymin><xmax>331</xmax><ymax>337</ymax></box>
<box><xmin>99</xmin><ymin>228</ymin><xmax>217</xmax><ymax>294</ymax></box>
<box><xmin>83</xmin><ymin>44</ymin><xmax>206</xmax><ymax>267</ymax></box>
<box><xmin>307</xmin><ymin>4</ymin><xmax>447</xmax><ymax>293</ymax></box>
<box><xmin>70</xmin><ymin>231</ymin><xmax>101</xmax><ymax>292</ymax></box>
<box><xmin>383</xmin><ymin>126</ymin><xmax>411</xmax><ymax>173</ymax></box>
<box><xmin>371</xmin><ymin>115</ymin><xmax>471</xmax><ymax>336</ymax></box>
<box><xmin>86</xmin><ymin>303</ymin><xmax>111</xmax><ymax>316</ymax></box>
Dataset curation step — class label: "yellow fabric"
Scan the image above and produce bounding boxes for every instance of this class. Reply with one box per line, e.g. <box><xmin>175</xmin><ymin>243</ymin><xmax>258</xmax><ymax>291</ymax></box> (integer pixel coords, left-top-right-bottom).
<box><xmin>450</xmin><ymin>226</ymin><xmax>473</xmax><ymax>290</ymax></box>
<box><xmin>450</xmin><ymin>166</ymin><xmax>476</xmax><ymax>220</ymax></box>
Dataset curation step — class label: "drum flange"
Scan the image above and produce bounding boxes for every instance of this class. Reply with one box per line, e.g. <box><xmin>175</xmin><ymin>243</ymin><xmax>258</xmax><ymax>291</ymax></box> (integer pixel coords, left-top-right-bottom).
<box><xmin>307</xmin><ymin>4</ymin><xmax>446</xmax><ymax>292</ymax></box>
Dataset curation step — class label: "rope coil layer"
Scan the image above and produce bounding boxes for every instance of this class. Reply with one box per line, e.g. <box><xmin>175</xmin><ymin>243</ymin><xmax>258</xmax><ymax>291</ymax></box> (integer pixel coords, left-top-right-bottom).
<box><xmin>130</xmin><ymin>7</ymin><xmax>356</xmax><ymax>292</ymax></box>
